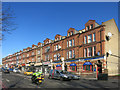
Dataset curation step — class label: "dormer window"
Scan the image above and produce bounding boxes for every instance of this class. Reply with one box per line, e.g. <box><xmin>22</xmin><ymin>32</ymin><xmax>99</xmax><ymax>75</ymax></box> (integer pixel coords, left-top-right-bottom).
<box><xmin>46</xmin><ymin>41</ymin><xmax>49</xmax><ymax>44</ymax></box>
<box><xmin>71</xmin><ymin>31</ymin><xmax>73</xmax><ymax>35</ymax></box>
<box><xmin>32</xmin><ymin>52</ymin><xmax>34</xmax><ymax>55</ymax></box>
<box><xmin>91</xmin><ymin>24</ymin><xmax>93</xmax><ymax>29</ymax></box>
<box><xmin>87</xmin><ymin>26</ymin><xmax>89</xmax><ymax>30</ymax></box>
<box><xmin>69</xmin><ymin>32</ymin><xmax>71</xmax><ymax>36</ymax></box>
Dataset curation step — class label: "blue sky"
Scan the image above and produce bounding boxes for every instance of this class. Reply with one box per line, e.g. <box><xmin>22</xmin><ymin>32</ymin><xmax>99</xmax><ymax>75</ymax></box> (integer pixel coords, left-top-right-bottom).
<box><xmin>1</xmin><ymin>2</ymin><xmax>118</xmax><ymax>64</ymax></box>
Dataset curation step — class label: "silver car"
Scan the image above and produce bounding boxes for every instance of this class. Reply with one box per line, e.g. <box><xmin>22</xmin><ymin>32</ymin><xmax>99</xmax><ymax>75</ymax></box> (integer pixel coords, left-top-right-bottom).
<box><xmin>48</xmin><ymin>69</ymin><xmax>72</xmax><ymax>81</ymax></box>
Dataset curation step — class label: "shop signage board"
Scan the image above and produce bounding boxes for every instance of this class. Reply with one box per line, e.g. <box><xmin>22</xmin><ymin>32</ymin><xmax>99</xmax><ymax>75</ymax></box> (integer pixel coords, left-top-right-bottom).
<box><xmin>43</xmin><ymin>61</ymin><xmax>50</xmax><ymax>65</ymax></box>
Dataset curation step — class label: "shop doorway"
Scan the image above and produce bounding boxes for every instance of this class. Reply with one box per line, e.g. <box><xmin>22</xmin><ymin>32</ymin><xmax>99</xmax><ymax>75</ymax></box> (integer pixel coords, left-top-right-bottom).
<box><xmin>97</xmin><ymin>60</ymin><xmax>102</xmax><ymax>74</ymax></box>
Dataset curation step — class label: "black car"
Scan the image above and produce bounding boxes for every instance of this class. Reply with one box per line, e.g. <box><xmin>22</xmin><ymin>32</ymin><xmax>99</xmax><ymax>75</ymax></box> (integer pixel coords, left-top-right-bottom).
<box><xmin>48</xmin><ymin>69</ymin><xmax>72</xmax><ymax>81</ymax></box>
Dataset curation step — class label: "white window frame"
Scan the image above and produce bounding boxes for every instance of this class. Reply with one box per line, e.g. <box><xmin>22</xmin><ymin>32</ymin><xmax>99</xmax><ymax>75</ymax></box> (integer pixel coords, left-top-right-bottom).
<box><xmin>84</xmin><ymin>48</ymin><xmax>87</xmax><ymax>57</ymax></box>
<box><xmin>93</xmin><ymin>33</ymin><xmax>96</xmax><ymax>42</ymax></box>
<box><xmin>93</xmin><ymin>46</ymin><xmax>96</xmax><ymax>56</ymax></box>
<box><xmin>88</xmin><ymin>47</ymin><xmax>92</xmax><ymax>57</ymax></box>
<box><xmin>32</xmin><ymin>52</ymin><xmax>34</xmax><ymax>55</ymax></box>
<box><xmin>67</xmin><ymin>52</ymin><xmax>68</xmax><ymax>59</ymax></box>
<box><xmin>37</xmin><ymin>50</ymin><xmax>40</xmax><ymax>54</ymax></box>
<box><xmin>67</xmin><ymin>41</ymin><xmax>68</xmax><ymax>47</ymax></box>
<box><xmin>73</xmin><ymin>39</ymin><xmax>75</xmax><ymax>46</ymax></box>
<box><xmin>69</xmin><ymin>40</ymin><xmax>72</xmax><ymax>47</ymax></box>
<box><xmin>27</xmin><ymin>54</ymin><xmax>29</xmax><ymax>57</ymax></box>
<box><xmin>88</xmin><ymin>34</ymin><xmax>92</xmax><ymax>43</ymax></box>
<box><xmin>38</xmin><ymin>57</ymin><xmax>40</xmax><ymax>62</ymax></box>
<box><xmin>32</xmin><ymin>58</ymin><xmax>34</xmax><ymax>62</ymax></box>
<box><xmin>73</xmin><ymin>50</ymin><xmax>75</xmax><ymax>58</ymax></box>
<box><xmin>69</xmin><ymin>50</ymin><xmax>72</xmax><ymax>58</ymax></box>
<box><xmin>84</xmin><ymin>36</ymin><xmax>87</xmax><ymax>44</ymax></box>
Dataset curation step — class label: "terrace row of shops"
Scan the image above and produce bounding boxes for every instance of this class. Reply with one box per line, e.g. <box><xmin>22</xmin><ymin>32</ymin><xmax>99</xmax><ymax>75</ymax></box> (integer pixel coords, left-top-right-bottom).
<box><xmin>3</xmin><ymin>56</ymin><xmax>108</xmax><ymax>78</ymax></box>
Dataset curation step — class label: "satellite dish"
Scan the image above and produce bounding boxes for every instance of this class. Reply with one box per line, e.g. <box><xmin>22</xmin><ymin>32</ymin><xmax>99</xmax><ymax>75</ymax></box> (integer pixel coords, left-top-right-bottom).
<box><xmin>108</xmin><ymin>50</ymin><xmax>112</xmax><ymax>55</ymax></box>
<box><xmin>108</xmin><ymin>32</ymin><xmax>112</xmax><ymax>37</ymax></box>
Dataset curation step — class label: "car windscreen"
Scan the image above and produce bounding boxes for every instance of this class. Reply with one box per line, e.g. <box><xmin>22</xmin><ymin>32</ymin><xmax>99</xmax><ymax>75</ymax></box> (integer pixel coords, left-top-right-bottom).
<box><xmin>60</xmin><ymin>71</ymin><xmax>68</xmax><ymax>74</ymax></box>
<box><xmin>27</xmin><ymin>71</ymin><xmax>32</xmax><ymax>72</ymax></box>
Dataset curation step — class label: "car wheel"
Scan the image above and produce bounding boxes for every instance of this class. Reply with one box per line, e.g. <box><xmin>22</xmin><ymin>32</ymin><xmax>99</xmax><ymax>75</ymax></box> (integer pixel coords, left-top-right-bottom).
<box><xmin>60</xmin><ymin>77</ymin><xmax>63</xmax><ymax>81</ymax></box>
<box><xmin>49</xmin><ymin>75</ymin><xmax>52</xmax><ymax>79</ymax></box>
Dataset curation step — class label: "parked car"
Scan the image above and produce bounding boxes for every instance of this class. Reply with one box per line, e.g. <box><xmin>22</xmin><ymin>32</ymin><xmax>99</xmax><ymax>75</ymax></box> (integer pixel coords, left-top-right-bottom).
<box><xmin>67</xmin><ymin>72</ymin><xmax>80</xmax><ymax>80</ymax></box>
<box><xmin>13</xmin><ymin>68</ymin><xmax>21</xmax><ymax>73</ymax></box>
<box><xmin>9</xmin><ymin>68</ymin><xmax>13</xmax><ymax>72</ymax></box>
<box><xmin>48</xmin><ymin>69</ymin><xmax>72</xmax><ymax>81</ymax></box>
<box><xmin>1</xmin><ymin>68</ymin><xmax>10</xmax><ymax>73</ymax></box>
<box><xmin>24</xmin><ymin>70</ymin><xmax>33</xmax><ymax>76</ymax></box>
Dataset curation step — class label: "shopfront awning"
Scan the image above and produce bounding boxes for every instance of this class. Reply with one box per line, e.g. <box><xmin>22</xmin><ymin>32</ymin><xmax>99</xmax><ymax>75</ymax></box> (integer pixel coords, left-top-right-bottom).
<box><xmin>70</xmin><ymin>63</ymin><xmax>76</xmax><ymax>66</ymax></box>
<box><xmin>56</xmin><ymin>65</ymin><xmax>61</xmax><ymax>67</ymax></box>
<box><xmin>83</xmin><ymin>62</ymin><xmax>92</xmax><ymax>65</ymax></box>
<box><xmin>34</xmin><ymin>63</ymin><xmax>42</xmax><ymax>66</ymax></box>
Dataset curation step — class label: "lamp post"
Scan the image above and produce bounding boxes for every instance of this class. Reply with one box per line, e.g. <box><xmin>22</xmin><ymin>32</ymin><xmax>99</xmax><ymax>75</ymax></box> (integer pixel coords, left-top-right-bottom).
<box><xmin>50</xmin><ymin>59</ymin><xmax>52</xmax><ymax>69</ymax></box>
<box><xmin>61</xmin><ymin>57</ymin><xmax>64</xmax><ymax>70</ymax></box>
<box><xmin>78</xmin><ymin>59</ymin><xmax>80</xmax><ymax>75</ymax></box>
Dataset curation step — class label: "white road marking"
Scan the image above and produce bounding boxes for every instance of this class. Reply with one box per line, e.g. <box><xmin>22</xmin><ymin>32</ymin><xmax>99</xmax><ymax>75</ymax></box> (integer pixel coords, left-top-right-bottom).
<box><xmin>6</xmin><ymin>79</ymin><xmax>10</xmax><ymax>82</ymax></box>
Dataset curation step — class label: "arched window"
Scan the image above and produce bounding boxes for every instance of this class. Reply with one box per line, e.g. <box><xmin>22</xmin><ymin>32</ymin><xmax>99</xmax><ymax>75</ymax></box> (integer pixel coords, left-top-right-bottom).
<box><xmin>70</xmin><ymin>63</ymin><xmax>77</xmax><ymax>72</ymax></box>
<box><xmin>56</xmin><ymin>65</ymin><xmax>62</xmax><ymax>70</ymax></box>
<box><xmin>83</xmin><ymin>62</ymin><xmax>93</xmax><ymax>71</ymax></box>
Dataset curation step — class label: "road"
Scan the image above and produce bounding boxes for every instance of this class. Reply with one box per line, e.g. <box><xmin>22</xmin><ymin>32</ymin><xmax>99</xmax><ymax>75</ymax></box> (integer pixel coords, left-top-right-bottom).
<box><xmin>1</xmin><ymin>72</ymin><xmax>119</xmax><ymax>89</ymax></box>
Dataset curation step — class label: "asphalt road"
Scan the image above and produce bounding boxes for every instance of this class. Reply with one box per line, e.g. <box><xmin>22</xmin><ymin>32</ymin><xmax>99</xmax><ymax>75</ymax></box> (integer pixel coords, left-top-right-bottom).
<box><xmin>1</xmin><ymin>72</ymin><xmax>119</xmax><ymax>89</ymax></box>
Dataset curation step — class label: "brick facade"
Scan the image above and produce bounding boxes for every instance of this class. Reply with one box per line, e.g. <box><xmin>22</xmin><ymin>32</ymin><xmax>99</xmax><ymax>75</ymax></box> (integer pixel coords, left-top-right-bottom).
<box><xmin>2</xmin><ymin>19</ymin><xmax>119</xmax><ymax>76</ymax></box>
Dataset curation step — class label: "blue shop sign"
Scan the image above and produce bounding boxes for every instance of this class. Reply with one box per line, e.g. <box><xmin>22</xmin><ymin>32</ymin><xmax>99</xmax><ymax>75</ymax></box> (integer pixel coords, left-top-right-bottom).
<box><xmin>70</xmin><ymin>63</ymin><xmax>76</xmax><ymax>66</ymax></box>
<box><xmin>56</xmin><ymin>65</ymin><xmax>61</xmax><ymax>67</ymax></box>
<box><xmin>83</xmin><ymin>62</ymin><xmax>92</xmax><ymax>65</ymax></box>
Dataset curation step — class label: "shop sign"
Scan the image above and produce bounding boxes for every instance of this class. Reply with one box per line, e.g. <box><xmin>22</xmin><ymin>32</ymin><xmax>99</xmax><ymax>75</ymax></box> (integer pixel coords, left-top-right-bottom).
<box><xmin>43</xmin><ymin>62</ymin><xmax>50</xmax><ymax>65</ymax></box>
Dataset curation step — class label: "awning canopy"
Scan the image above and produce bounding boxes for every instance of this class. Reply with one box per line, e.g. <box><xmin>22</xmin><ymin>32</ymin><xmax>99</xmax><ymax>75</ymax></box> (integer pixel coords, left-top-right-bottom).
<box><xmin>83</xmin><ymin>62</ymin><xmax>92</xmax><ymax>65</ymax></box>
<box><xmin>34</xmin><ymin>63</ymin><xmax>42</xmax><ymax>66</ymax></box>
<box><xmin>70</xmin><ymin>63</ymin><xmax>76</xmax><ymax>66</ymax></box>
<box><xmin>56</xmin><ymin>65</ymin><xmax>61</xmax><ymax>67</ymax></box>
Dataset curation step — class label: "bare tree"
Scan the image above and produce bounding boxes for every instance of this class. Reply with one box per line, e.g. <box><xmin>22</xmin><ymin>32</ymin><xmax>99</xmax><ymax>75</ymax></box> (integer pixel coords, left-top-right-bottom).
<box><xmin>0</xmin><ymin>2</ymin><xmax>17</xmax><ymax>40</ymax></box>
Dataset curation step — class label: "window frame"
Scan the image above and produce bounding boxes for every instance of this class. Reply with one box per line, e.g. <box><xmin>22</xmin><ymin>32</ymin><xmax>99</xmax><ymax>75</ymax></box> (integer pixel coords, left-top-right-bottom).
<box><xmin>88</xmin><ymin>34</ymin><xmax>92</xmax><ymax>43</ymax></box>
<box><xmin>88</xmin><ymin>47</ymin><xmax>92</xmax><ymax>57</ymax></box>
<box><xmin>69</xmin><ymin>50</ymin><xmax>72</xmax><ymax>59</ymax></box>
<box><xmin>93</xmin><ymin>33</ymin><xmax>96</xmax><ymax>42</ymax></box>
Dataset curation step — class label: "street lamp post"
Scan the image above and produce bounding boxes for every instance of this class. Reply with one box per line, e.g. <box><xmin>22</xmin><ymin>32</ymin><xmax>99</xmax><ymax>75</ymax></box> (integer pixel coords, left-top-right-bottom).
<box><xmin>79</xmin><ymin>59</ymin><xmax>80</xmax><ymax>75</ymax></box>
<box><xmin>61</xmin><ymin>57</ymin><xmax>64</xmax><ymax>71</ymax></box>
<box><xmin>50</xmin><ymin>59</ymin><xmax>52</xmax><ymax>70</ymax></box>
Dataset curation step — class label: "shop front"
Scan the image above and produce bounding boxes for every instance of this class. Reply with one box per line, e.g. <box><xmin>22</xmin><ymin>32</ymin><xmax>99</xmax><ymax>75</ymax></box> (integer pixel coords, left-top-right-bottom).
<box><xmin>34</xmin><ymin>63</ymin><xmax>42</xmax><ymax>72</ymax></box>
<box><xmin>80</xmin><ymin>56</ymin><xmax>106</xmax><ymax>78</ymax></box>
<box><xmin>56</xmin><ymin>64</ymin><xmax>62</xmax><ymax>70</ymax></box>
<box><xmin>43</xmin><ymin>61</ymin><xmax>51</xmax><ymax>74</ymax></box>
<box><xmin>22</xmin><ymin>63</ymin><xmax>25</xmax><ymax>71</ymax></box>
